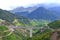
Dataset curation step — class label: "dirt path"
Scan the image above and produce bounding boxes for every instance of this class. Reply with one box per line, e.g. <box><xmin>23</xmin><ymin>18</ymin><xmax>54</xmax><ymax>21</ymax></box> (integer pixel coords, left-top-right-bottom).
<box><xmin>50</xmin><ymin>31</ymin><xmax>58</xmax><ymax>40</ymax></box>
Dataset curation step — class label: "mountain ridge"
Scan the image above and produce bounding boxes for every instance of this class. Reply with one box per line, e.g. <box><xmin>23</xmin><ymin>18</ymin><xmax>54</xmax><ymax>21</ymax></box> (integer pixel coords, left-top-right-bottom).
<box><xmin>11</xmin><ymin>7</ymin><xmax>59</xmax><ymax>21</ymax></box>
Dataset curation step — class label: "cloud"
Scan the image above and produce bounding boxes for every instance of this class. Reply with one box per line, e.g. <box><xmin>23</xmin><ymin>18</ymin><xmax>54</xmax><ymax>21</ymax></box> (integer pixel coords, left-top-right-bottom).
<box><xmin>0</xmin><ymin>0</ymin><xmax>60</xmax><ymax>10</ymax></box>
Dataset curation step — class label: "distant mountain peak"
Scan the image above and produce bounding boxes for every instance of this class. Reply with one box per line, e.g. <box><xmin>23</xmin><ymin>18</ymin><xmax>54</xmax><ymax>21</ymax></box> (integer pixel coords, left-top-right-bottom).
<box><xmin>10</xmin><ymin>6</ymin><xmax>38</xmax><ymax>13</ymax></box>
<box><xmin>11</xmin><ymin>6</ymin><xmax>59</xmax><ymax>21</ymax></box>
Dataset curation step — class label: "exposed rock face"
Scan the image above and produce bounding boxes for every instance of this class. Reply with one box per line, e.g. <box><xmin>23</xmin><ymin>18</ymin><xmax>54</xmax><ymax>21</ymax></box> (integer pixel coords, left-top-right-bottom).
<box><xmin>50</xmin><ymin>31</ymin><xmax>58</xmax><ymax>40</ymax></box>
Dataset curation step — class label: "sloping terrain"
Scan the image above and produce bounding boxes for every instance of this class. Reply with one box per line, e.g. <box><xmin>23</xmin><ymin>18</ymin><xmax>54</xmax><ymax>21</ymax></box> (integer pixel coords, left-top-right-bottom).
<box><xmin>0</xmin><ymin>9</ymin><xmax>30</xmax><ymax>25</ymax></box>
<box><xmin>12</xmin><ymin>7</ymin><xmax>59</xmax><ymax>21</ymax></box>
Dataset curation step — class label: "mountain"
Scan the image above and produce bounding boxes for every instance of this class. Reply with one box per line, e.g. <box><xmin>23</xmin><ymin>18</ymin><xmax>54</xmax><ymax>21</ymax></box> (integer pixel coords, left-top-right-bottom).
<box><xmin>15</xmin><ymin>11</ymin><xmax>29</xmax><ymax>17</ymax></box>
<box><xmin>48</xmin><ymin>6</ymin><xmax>60</xmax><ymax>17</ymax></box>
<box><xmin>26</xmin><ymin>7</ymin><xmax>59</xmax><ymax>21</ymax></box>
<box><xmin>0</xmin><ymin>9</ymin><xmax>31</xmax><ymax>25</ymax></box>
<box><xmin>10</xmin><ymin>6</ymin><xmax>59</xmax><ymax>21</ymax></box>
<box><xmin>10</xmin><ymin>7</ymin><xmax>38</xmax><ymax>13</ymax></box>
<box><xmin>0</xmin><ymin>9</ymin><xmax>17</xmax><ymax>22</ymax></box>
<box><xmin>15</xmin><ymin>7</ymin><xmax>58</xmax><ymax>21</ymax></box>
<box><xmin>10</xmin><ymin>6</ymin><xmax>38</xmax><ymax>18</ymax></box>
<box><xmin>10</xmin><ymin>4</ymin><xmax>60</xmax><ymax>13</ymax></box>
<box><xmin>0</xmin><ymin>9</ymin><xmax>31</xmax><ymax>40</ymax></box>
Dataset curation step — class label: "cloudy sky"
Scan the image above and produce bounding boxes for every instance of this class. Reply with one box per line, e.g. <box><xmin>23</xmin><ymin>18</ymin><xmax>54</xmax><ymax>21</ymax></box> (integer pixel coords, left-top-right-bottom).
<box><xmin>0</xmin><ymin>0</ymin><xmax>60</xmax><ymax>10</ymax></box>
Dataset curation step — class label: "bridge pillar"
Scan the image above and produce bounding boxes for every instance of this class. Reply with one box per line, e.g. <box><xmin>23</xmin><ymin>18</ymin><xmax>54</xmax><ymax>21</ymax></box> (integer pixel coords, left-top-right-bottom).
<box><xmin>29</xmin><ymin>28</ymin><xmax>32</xmax><ymax>38</ymax></box>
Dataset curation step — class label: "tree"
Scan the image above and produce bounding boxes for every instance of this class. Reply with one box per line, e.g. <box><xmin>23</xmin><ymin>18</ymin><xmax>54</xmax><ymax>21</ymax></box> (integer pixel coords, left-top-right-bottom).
<box><xmin>27</xmin><ymin>31</ymin><xmax>51</xmax><ymax>40</ymax></box>
<box><xmin>0</xmin><ymin>25</ymin><xmax>16</xmax><ymax>40</ymax></box>
<box><xmin>30</xmin><ymin>19</ymin><xmax>48</xmax><ymax>27</ymax></box>
<box><xmin>48</xmin><ymin>20</ymin><xmax>60</xmax><ymax>29</ymax></box>
<box><xmin>13</xmin><ymin>19</ymin><xmax>24</xmax><ymax>26</ymax></box>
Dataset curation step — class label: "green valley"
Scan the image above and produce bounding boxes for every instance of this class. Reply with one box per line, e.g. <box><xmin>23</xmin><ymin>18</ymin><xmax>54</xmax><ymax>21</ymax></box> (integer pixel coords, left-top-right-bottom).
<box><xmin>0</xmin><ymin>8</ymin><xmax>60</xmax><ymax>40</ymax></box>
